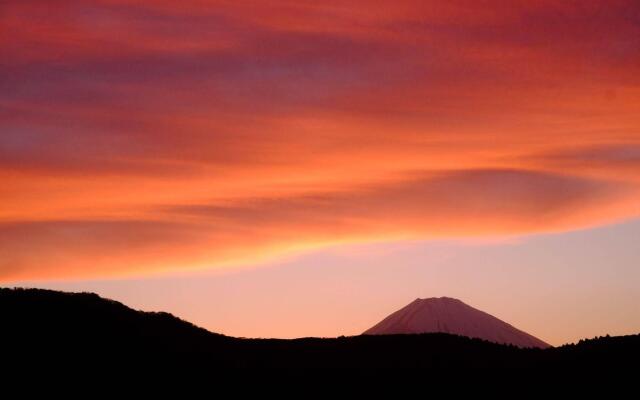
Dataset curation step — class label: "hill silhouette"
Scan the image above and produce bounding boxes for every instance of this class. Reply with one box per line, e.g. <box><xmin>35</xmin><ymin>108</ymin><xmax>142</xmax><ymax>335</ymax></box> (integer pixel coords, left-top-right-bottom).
<box><xmin>2</xmin><ymin>288</ymin><xmax>638</xmax><ymax>369</ymax></box>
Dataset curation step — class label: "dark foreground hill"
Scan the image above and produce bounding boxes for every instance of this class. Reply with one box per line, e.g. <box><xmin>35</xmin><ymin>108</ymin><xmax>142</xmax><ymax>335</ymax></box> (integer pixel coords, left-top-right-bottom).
<box><xmin>2</xmin><ymin>288</ymin><xmax>639</xmax><ymax>369</ymax></box>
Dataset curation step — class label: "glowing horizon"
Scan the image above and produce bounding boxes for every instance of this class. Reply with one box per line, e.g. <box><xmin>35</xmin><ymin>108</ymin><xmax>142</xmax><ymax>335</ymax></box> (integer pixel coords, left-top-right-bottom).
<box><xmin>9</xmin><ymin>218</ymin><xmax>640</xmax><ymax>346</ymax></box>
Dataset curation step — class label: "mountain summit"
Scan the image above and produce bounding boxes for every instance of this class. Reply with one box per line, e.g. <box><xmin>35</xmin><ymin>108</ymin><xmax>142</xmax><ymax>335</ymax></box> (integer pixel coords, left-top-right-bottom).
<box><xmin>363</xmin><ymin>297</ymin><xmax>550</xmax><ymax>349</ymax></box>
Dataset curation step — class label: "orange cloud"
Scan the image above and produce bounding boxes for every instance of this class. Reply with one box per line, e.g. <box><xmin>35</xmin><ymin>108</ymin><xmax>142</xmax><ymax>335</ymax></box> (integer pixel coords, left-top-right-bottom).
<box><xmin>1</xmin><ymin>169</ymin><xmax>637</xmax><ymax>281</ymax></box>
<box><xmin>1</xmin><ymin>1</ymin><xmax>639</xmax><ymax>280</ymax></box>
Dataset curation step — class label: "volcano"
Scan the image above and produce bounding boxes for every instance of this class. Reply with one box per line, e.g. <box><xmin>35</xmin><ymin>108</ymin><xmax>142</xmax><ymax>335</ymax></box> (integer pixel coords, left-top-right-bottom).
<box><xmin>363</xmin><ymin>297</ymin><xmax>550</xmax><ymax>348</ymax></box>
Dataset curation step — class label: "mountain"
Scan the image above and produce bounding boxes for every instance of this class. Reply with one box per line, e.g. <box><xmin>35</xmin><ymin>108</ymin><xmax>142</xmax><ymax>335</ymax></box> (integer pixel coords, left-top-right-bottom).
<box><xmin>2</xmin><ymin>288</ymin><xmax>638</xmax><ymax>370</ymax></box>
<box><xmin>363</xmin><ymin>297</ymin><xmax>550</xmax><ymax>348</ymax></box>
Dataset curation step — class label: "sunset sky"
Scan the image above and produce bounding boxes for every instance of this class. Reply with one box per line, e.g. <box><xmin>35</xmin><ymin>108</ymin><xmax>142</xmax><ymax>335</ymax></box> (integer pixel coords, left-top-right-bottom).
<box><xmin>2</xmin><ymin>1</ymin><xmax>639</xmax><ymax>345</ymax></box>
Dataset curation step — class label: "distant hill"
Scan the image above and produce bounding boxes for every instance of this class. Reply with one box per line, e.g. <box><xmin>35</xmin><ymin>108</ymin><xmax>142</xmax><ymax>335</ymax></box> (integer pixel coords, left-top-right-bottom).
<box><xmin>1</xmin><ymin>288</ymin><xmax>638</xmax><ymax>369</ymax></box>
<box><xmin>364</xmin><ymin>297</ymin><xmax>550</xmax><ymax>348</ymax></box>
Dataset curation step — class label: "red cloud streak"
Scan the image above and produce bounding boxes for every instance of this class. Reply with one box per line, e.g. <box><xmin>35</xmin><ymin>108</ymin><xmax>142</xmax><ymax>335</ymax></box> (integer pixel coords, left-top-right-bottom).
<box><xmin>1</xmin><ymin>0</ymin><xmax>639</xmax><ymax>280</ymax></box>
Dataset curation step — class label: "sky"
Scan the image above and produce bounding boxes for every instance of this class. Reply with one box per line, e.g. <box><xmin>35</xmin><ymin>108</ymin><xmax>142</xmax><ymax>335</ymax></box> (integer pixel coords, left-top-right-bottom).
<box><xmin>1</xmin><ymin>1</ymin><xmax>640</xmax><ymax>344</ymax></box>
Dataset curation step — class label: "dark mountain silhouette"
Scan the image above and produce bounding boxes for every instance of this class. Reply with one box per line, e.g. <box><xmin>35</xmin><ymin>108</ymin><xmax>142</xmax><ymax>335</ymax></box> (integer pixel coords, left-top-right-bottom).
<box><xmin>364</xmin><ymin>297</ymin><xmax>550</xmax><ymax>348</ymax></box>
<box><xmin>2</xmin><ymin>288</ymin><xmax>639</xmax><ymax>370</ymax></box>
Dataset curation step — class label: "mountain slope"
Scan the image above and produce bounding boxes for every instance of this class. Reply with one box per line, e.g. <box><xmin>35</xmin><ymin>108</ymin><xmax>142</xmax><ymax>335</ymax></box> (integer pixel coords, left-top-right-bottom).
<box><xmin>2</xmin><ymin>288</ymin><xmax>638</xmax><ymax>370</ymax></box>
<box><xmin>364</xmin><ymin>297</ymin><xmax>550</xmax><ymax>348</ymax></box>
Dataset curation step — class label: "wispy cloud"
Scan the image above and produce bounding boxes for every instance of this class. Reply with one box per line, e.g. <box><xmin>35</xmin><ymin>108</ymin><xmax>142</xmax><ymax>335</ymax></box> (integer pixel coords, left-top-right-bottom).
<box><xmin>2</xmin><ymin>0</ymin><xmax>639</xmax><ymax>279</ymax></box>
<box><xmin>1</xmin><ymin>168</ymin><xmax>636</xmax><ymax>280</ymax></box>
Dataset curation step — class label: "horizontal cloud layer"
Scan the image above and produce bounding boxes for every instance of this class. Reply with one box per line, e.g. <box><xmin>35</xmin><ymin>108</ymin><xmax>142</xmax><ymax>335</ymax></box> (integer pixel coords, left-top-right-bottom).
<box><xmin>1</xmin><ymin>1</ymin><xmax>639</xmax><ymax>279</ymax></box>
<box><xmin>1</xmin><ymin>168</ymin><xmax>637</xmax><ymax>280</ymax></box>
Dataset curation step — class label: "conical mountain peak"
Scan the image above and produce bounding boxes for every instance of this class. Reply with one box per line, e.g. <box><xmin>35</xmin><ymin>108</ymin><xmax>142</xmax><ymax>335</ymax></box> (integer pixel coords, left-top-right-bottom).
<box><xmin>364</xmin><ymin>297</ymin><xmax>550</xmax><ymax>349</ymax></box>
